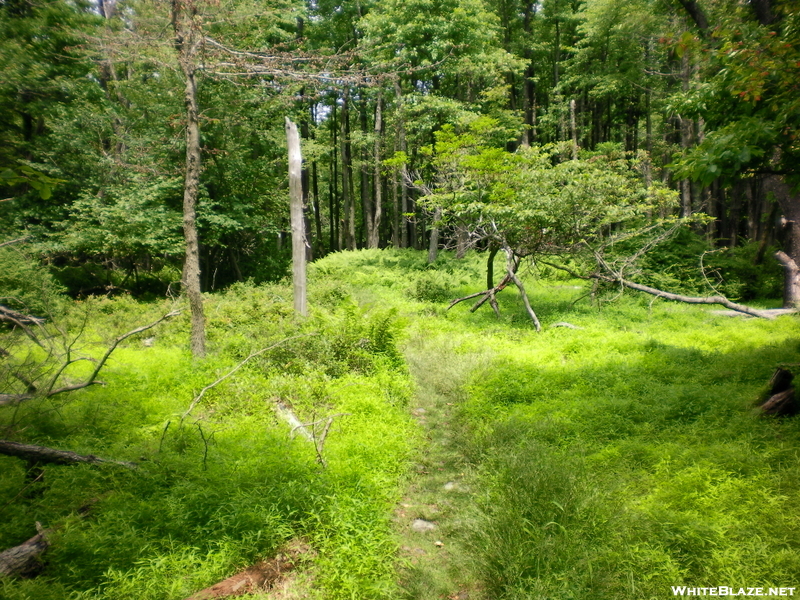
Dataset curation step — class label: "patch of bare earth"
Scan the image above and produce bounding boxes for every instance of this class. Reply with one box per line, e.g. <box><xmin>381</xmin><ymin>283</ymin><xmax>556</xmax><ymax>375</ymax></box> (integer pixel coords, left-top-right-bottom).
<box><xmin>185</xmin><ymin>540</ymin><xmax>315</xmax><ymax>600</ymax></box>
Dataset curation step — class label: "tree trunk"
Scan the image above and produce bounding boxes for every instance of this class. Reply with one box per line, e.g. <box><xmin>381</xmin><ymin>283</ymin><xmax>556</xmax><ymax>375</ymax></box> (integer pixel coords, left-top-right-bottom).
<box><xmin>763</xmin><ymin>173</ymin><xmax>800</xmax><ymax>307</ymax></box>
<box><xmin>570</xmin><ymin>98</ymin><xmax>578</xmax><ymax>159</ymax></box>
<box><xmin>172</xmin><ymin>0</ymin><xmax>205</xmax><ymax>358</ymax></box>
<box><xmin>427</xmin><ymin>208</ymin><xmax>441</xmax><ymax>263</ymax></box>
<box><xmin>329</xmin><ymin>102</ymin><xmax>340</xmax><ymax>251</ymax></box>
<box><xmin>286</xmin><ymin>118</ymin><xmax>307</xmax><ymax>317</ymax></box>
<box><xmin>395</xmin><ymin>80</ymin><xmax>410</xmax><ymax>248</ymax></box>
<box><xmin>359</xmin><ymin>96</ymin><xmax>373</xmax><ymax>248</ymax></box>
<box><xmin>340</xmin><ymin>94</ymin><xmax>356</xmax><ymax>250</ymax></box>
<box><xmin>455</xmin><ymin>225</ymin><xmax>469</xmax><ymax>258</ymax></box>
<box><xmin>679</xmin><ymin>52</ymin><xmax>693</xmax><ymax>218</ymax></box>
<box><xmin>369</xmin><ymin>94</ymin><xmax>383</xmax><ymax>249</ymax></box>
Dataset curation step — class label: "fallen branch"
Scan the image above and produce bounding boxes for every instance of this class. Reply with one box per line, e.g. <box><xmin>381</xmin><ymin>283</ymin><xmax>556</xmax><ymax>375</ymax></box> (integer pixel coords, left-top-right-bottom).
<box><xmin>182</xmin><ymin>333</ymin><xmax>315</xmax><ymax>419</ymax></box>
<box><xmin>0</xmin><ymin>310</ymin><xmax>180</xmax><ymax>407</ymax></box>
<box><xmin>0</xmin><ymin>523</ymin><xmax>51</xmax><ymax>577</ymax></box>
<box><xmin>0</xmin><ymin>236</ymin><xmax>31</xmax><ymax>249</ymax></box>
<box><xmin>273</xmin><ymin>400</ymin><xmax>349</xmax><ymax>467</ymax></box>
<box><xmin>0</xmin><ymin>304</ymin><xmax>46</xmax><ymax>347</ymax></box>
<box><xmin>0</xmin><ymin>440</ymin><xmax>137</xmax><ymax>469</ymax></box>
<box><xmin>0</xmin><ymin>305</ymin><xmax>44</xmax><ymax>326</ymax></box>
<box><xmin>710</xmin><ymin>308</ymin><xmax>799</xmax><ymax>318</ymax></box>
<box><xmin>540</xmin><ymin>260</ymin><xmax>779</xmax><ymax>320</ymax></box>
<box><xmin>502</xmin><ymin>244</ymin><xmax>541</xmax><ymax>331</ymax></box>
<box><xmin>275</xmin><ymin>401</ymin><xmax>314</xmax><ymax>442</ymax></box>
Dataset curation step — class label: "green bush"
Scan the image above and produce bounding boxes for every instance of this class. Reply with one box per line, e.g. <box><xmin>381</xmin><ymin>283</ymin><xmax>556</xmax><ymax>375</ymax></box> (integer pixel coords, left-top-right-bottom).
<box><xmin>0</xmin><ymin>247</ymin><xmax>66</xmax><ymax>315</ymax></box>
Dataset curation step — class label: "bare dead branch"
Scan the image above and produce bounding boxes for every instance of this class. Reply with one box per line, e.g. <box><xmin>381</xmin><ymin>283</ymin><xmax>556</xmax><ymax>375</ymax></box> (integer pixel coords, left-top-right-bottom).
<box><xmin>182</xmin><ymin>333</ymin><xmax>316</xmax><ymax>419</ymax></box>
<box><xmin>540</xmin><ymin>260</ymin><xmax>779</xmax><ymax>320</ymax></box>
<box><xmin>0</xmin><ymin>440</ymin><xmax>137</xmax><ymax>468</ymax></box>
<box><xmin>0</xmin><ymin>236</ymin><xmax>31</xmax><ymax>249</ymax></box>
<box><xmin>502</xmin><ymin>244</ymin><xmax>541</xmax><ymax>331</ymax></box>
<box><xmin>87</xmin><ymin>309</ymin><xmax>181</xmax><ymax>388</ymax></box>
<box><xmin>0</xmin><ymin>310</ymin><xmax>180</xmax><ymax>407</ymax></box>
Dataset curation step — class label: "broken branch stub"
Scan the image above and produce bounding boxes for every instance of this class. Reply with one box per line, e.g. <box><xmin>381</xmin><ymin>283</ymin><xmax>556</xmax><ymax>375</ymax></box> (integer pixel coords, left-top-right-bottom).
<box><xmin>0</xmin><ymin>523</ymin><xmax>51</xmax><ymax>577</ymax></box>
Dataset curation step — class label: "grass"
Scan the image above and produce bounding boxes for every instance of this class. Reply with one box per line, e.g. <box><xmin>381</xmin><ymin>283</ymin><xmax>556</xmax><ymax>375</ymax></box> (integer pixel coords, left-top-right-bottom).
<box><xmin>0</xmin><ymin>283</ymin><xmax>416</xmax><ymax>600</ymax></box>
<box><xmin>1</xmin><ymin>247</ymin><xmax>798</xmax><ymax>599</ymax></box>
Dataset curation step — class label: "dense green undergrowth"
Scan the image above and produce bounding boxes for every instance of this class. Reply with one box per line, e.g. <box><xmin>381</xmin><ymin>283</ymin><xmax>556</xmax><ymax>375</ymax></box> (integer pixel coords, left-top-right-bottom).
<box><xmin>2</xmin><ymin>248</ymin><xmax>798</xmax><ymax>600</ymax></box>
<box><xmin>0</xmin><ymin>276</ymin><xmax>416</xmax><ymax>600</ymax></box>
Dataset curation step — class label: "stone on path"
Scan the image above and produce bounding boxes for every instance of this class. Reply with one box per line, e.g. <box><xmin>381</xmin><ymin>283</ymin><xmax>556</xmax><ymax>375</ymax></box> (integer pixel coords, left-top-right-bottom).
<box><xmin>411</xmin><ymin>519</ymin><xmax>436</xmax><ymax>533</ymax></box>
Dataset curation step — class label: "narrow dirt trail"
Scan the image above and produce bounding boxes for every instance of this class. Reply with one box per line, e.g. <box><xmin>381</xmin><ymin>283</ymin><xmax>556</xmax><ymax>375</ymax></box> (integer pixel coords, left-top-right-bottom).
<box><xmin>393</xmin><ymin>332</ymin><xmax>489</xmax><ymax>600</ymax></box>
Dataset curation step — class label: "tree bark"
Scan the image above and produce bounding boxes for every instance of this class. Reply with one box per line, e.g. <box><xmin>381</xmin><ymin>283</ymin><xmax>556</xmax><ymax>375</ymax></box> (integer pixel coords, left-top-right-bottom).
<box><xmin>775</xmin><ymin>251</ymin><xmax>800</xmax><ymax>308</ymax></box>
<box><xmin>427</xmin><ymin>208</ymin><xmax>441</xmax><ymax>263</ymax></box>
<box><xmin>369</xmin><ymin>94</ymin><xmax>383</xmax><ymax>249</ymax></box>
<box><xmin>675</xmin><ymin>0</ymin><xmax>709</xmax><ymax>32</ymax></box>
<box><xmin>570</xmin><ymin>98</ymin><xmax>578</xmax><ymax>159</ymax></box>
<box><xmin>359</xmin><ymin>96</ymin><xmax>373</xmax><ymax>248</ymax></box>
<box><xmin>395</xmin><ymin>80</ymin><xmax>410</xmax><ymax>248</ymax></box>
<box><xmin>455</xmin><ymin>225</ymin><xmax>469</xmax><ymax>258</ymax></box>
<box><xmin>763</xmin><ymin>172</ymin><xmax>800</xmax><ymax>307</ymax></box>
<box><xmin>172</xmin><ymin>0</ymin><xmax>206</xmax><ymax>358</ymax></box>
<box><xmin>286</xmin><ymin>117</ymin><xmax>307</xmax><ymax>317</ymax></box>
<box><xmin>0</xmin><ymin>440</ymin><xmax>137</xmax><ymax>468</ymax></box>
<box><xmin>340</xmin><ymin>94</ymin><xmax>356</xmax><ymax>250</ymax></box>
<box><xmin>0</xmin><ymin>525</ymin><xmax>50</xmax><ymax>577</ymax></box>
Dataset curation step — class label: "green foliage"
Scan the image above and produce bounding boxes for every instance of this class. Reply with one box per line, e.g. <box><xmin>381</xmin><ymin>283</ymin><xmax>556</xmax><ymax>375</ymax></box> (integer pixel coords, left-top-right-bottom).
<box><xmin>608</xmin><ymin>225</ymin><xmax>783</xmax><ymax>300</ymax></box>
<box><xmin>0</xmin><ymin>275</ymin><xmax>415</xmax><ymax>599</ymax></box>
<box><xmin>0</xmin><ymin>247</ymin><xmax>65</xmax><ymax>315</ymax></box>
<box><xmin>459</xmin><ymin>295</ymin><xmax>800</xmax><ymax>599</ymax></box>
<box><xmin>408</xmin><ymin>271</ymin><xmax>454</xmax><ymax>303</ymax></box>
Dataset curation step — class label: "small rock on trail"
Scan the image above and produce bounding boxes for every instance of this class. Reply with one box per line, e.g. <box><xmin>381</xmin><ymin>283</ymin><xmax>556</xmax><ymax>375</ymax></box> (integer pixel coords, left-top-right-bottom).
<box><xmin>411</xmin><ymin>519</ymin><xmax>437</xmax><ymax>533</ymax></box>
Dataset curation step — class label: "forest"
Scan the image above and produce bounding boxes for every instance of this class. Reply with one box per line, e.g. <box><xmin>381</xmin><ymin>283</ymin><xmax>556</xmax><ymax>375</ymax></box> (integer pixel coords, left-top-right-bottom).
<box><xmin>1</xmin><ymin>0</ymin><xmax>799</xmax><ymax>597</ymax></box>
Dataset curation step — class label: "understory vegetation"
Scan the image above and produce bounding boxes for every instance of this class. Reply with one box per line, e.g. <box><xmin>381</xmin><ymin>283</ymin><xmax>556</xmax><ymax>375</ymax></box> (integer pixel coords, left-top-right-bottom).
<box><xmin>1</xmin><ymin>248</ymin><xmax>798</xmax><ymax>599</ymax></box>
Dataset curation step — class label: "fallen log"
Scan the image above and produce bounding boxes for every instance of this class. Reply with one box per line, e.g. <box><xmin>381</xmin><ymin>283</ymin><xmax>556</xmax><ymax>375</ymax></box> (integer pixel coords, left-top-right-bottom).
<box><xmin>710</xmin><ymin>308</ymin><xmax>800</xmax><ymax>318</ymax></box>
<box><xmin>761</xmin><ymin>388</ymin><xmax>797</xmax><ymax>416</ymax></box>
<box><xmin>0</xmin><ymin>523</ymin><xmax>50</xmax><ymax>577</ymax></box>
<box><xmin>540</xmin><ymin>260</ymin><xmax>780</xmax><ymax>320</ymax></box>
<box><xmin>760</xmin><ymin>368</ymin><xmax>797</xmax><ymax>416</ymax></box>
<box><xmin>185</xmin><ymin>540</ymin><xmax>311</xmax><ymax>599</ymax></box>
<box><xmin>0</xmin><ymin>440</ymin><xmax>137</xmax><ymax>469</ymax></box>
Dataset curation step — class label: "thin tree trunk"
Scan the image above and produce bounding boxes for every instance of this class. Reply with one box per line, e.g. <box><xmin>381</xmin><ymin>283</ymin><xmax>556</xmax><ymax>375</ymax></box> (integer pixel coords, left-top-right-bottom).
<box><xmin>395</xmin><ymin>80</ymin><xmax>410</xmax><ymax>248</ymax></box>
<box><xmin>286</xmin><ymin>118</ymin><xmax>307</xmax><ymax>317</ymax></box>
<box><xmin>172</xmin><ymin>0</ymin><xmax>205</xmax><ymax>358</ymax></box>
<box><xmin>570</xmin><ymin>99</ymin><xmax>578</xmax><ymax>159</ymax></box>
<box><xmin>359</xmin><ymin>96</ymin><xmax>373</xmax><ymax>248</ymax></box>
<box><xmin>369</xmin><ymin>94</ymin><xmax>383</xmax><ymax>248</ymax></box>
<box><xmin>456</xmin><ymin>225</ymin><xmax>469</xmax><ymax>258</ymax></box>
<box><xmin>330</xmin><ymin>102</ymin><xmax>340</xmax><ymax>251</ymax></box>
<box><xmin>427</xmin><ymin>208</ymin><xmax>441</xmax><ymax>263</ymax></box>
<box><xmin>340</xmin><ymin>93</ymin><xmax>356</xmax><ymax>250</ymax></box>
<box><xmin>679</xmin><ymin>52</ymin><xmax>693</xmax><ymax>218</ymax></box>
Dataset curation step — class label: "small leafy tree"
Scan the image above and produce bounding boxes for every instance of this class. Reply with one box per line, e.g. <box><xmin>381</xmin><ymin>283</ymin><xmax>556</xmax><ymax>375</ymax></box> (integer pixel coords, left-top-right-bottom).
<box><xmin>416</xmin><ymin>117</ymin><xmax>682</xmax><ymax>327</ymax></box>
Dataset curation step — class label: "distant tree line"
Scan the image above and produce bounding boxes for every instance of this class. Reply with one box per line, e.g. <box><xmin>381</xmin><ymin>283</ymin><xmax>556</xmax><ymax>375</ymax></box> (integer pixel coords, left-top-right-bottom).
<box><xmin>0</xmin><ymin>0</ymin><xmax>797</xmax><ymax>296</ymax></box>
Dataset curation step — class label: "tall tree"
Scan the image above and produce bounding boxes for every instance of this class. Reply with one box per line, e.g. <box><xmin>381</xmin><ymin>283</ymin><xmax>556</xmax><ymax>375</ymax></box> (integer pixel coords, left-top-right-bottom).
<box><xmin>171</xmin><ymin>0</ymin><xmax>206</xmax><ymax>357</ymax></box>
